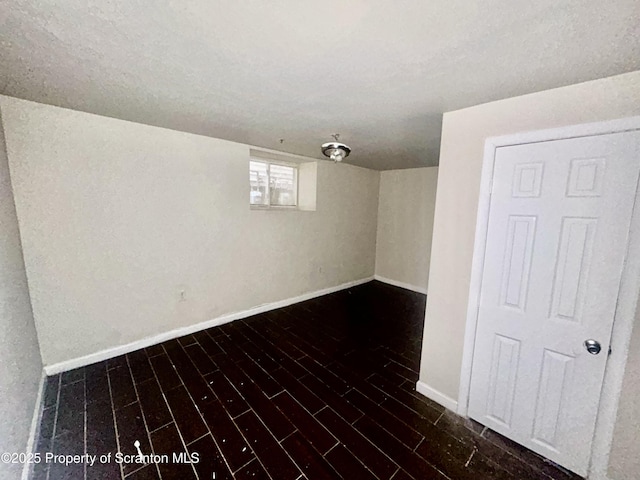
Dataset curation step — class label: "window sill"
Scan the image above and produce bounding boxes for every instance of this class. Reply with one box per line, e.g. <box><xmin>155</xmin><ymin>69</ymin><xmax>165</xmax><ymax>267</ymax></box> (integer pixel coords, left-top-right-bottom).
<box><xmin>250</xmin><ymin>205</ymin><xmax>299</xmax><ymax>211</ymax></box>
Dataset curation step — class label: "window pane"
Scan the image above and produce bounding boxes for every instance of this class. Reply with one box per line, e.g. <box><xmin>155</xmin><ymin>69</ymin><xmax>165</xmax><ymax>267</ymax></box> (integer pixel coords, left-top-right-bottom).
<box><xmin>249</xmin><ymin>161</ymin><xmax>269</xmax><ymax>205</ymax></box>
<box><xmin>269</xmin><ymin>164</ymin><xmax>297</xmax><ymax>206</ymax></box>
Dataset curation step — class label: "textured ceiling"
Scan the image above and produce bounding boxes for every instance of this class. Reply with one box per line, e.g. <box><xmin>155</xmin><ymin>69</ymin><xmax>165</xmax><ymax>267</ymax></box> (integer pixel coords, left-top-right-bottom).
<box><xmin>1</xmin><ymin>1</ymin><xmax>639</xmax><ymax>170</ymax></box>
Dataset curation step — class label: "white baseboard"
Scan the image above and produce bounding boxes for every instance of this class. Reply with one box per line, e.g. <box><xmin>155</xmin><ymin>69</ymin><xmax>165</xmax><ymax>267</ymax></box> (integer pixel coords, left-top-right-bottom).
<box><xmin>44</xmin><ymin>276</ymin><xmax>374</xmax><ymax>375</ymax></box>
<box><xmin>374</xmin><ymin>275</ymin><xmax>427</xmax><ymax>295</ymax></box>
<box><xmin>22</xmin><ymin>372</ymin><xmax>45</xmax><ymax>480</ymax></box>
<box><xmin>416</xmin><ymin>380</ymin><xmax>458</xmax><ymax>412</ymax></box>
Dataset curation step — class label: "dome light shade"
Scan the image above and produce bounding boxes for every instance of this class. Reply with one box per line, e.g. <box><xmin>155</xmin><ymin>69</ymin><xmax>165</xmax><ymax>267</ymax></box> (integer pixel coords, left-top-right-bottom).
<box><xmin>321</xmin><ymin>135</ymin><xmax>351</xmax><ymax>163</ymax></box>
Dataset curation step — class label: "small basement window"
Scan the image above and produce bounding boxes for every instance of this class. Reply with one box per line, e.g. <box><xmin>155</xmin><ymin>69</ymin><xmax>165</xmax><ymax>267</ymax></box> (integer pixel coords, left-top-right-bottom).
<box><xmin>250</xmin><ymin>160</ymin><xmax>298</xmax><ymax>207</ymax></box>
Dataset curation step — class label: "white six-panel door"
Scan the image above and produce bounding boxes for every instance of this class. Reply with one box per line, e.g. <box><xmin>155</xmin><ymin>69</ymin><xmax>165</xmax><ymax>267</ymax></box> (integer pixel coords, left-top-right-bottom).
<box><xmin>468</xmin><ymin>131</ymin><xmax>640</xmax><ymax>476</ymax></box>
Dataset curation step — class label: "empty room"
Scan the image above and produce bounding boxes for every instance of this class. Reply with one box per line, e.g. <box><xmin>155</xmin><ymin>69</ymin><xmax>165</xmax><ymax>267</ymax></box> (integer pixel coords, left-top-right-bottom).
<box><xmin>1</xmin><ymin>2</ymin><xmax>639</xmax><ymax>480</ymax></box>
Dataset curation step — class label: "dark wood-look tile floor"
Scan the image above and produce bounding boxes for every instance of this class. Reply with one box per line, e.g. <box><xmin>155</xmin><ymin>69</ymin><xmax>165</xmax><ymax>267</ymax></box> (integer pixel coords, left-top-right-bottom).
<box><xmin>31</xmin><ymin>281</ymin><xmax>582</xmax><ymax>480</ymax></box>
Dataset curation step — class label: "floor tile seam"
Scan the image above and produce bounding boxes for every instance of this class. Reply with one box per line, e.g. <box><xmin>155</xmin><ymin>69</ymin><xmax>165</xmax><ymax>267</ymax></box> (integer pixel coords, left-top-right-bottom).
<box><xmin>372</xmin><ymin>383</ymin><xmax>443</xmax><ymax>422</ymax></box>
<box><xmin>271</xmin><ymin>395</ymin><xmax>340</xmax><ymax>456</ymax></box>
<box><xmin>315</xmin><ymin>404</ymin><xmax>401</xmax><ymax>474</ymax></box>
<box><xmin>122</xmin><ymin>461</ymin><xmax>156</xmax><ymax>478</ymax></box>
<box><xmin>349</xmin><ymin>418</ymin><xmax>418</xmax><ymax>475</ymax></box>
<box><xmin>230</xmin><ymin>350</ymin><xmax>288</xmax><ymax>400</ymax></box>
<box><xmin>327</xmin><ymin>361</ymin><xmax>385</xmax><ymax>393</ymax></box>
<box><xmin>181</xmin><ymin>338</ymin><xmax>224</xmax><ymax>378</ymax></box>
<box><xmin>260</xmin><ymin>320</ymin><xmax>328</xmax><ymax>360</ymax></box>
<box><xmin>354</xmin><ymin>372</ymin><xmax>402</xmax><ymax>407</ymax></box>
<box><xmin>236</xmin><ymin>332</ymin><xmax>310</xmax><ymax>379</ymax></box>
<box><xmin>479</xmin><ymin>431</ymin><xmax>561</xmax><ymax>479</ymax></box>
<box><xmin>60</xmin><ymin>376</ymin><xmax>86</xmax><ymax>387</ymax></box>
<box><xmin>238</xmin><ymin>338</ymin><xmax>296</xmax><ymax>376</ymax></box>
<box><xmin>238</xmin><ymin>323</ymin><xmax>292</xmax><ymax>352</ymax></box>
<box><xmin>83</xmin><ymin>374</ymin><xmax>88</xmax><ymax>480</ymax></box>
<box><xmin>106</xmin><ymin>363</ymin><xmax>126</xmax><ymax>480</ymax></box>
<box><xmin>273</xmin><ymin>390</ymin><xmax>336</xmax><ymax>431</ymax></box>
<box><xmin>388</xmin><ymin>466</ymin><xmax>401</xmax><ymax>480</ymax></box>
<box><xmin>230</xmin><ymin>456</ymin><xmax>260</xmax><ymax>475</ymax></box>
<box><xmin>413</xmin><ymin>437</ymin><xmax>424</xmax><ymax>453</ymax></box>
<box><xmin>114</xmin><ymin>399</ymin><xmax>139</xmax><ymax>412</ymax></box>
<box><xmin>49</xmin><ymin>375</ymin><xmax>63</xmax><ymax>439</ymax></box>
<box><xmin>412</xmin><ymin>440</ymin><xmax>468</xmax><ymax>480</ymax></box>
<box><xmin>219</xmin><ymin>326</ymin><xmax>281</xmax><ymax>364</ymax></box>
<box><xmin>477</xmin><ymin>444</ymin><xmax>561</xmax><ymax>480</ymax></box>
<box><xmin>378</xmin><ymin>354</ymin><xmax>420</xmax><ymax>376</ymax></box>
<box><xmin>45</xmin><ymin>374</ymin><xmax>63</xmax><ymax>476</ymax></box>
<box><xmin>283</xmin><ymin>314</ymin><xmax>343</xmax><ymax>343</ymax></box>
<box><xmin>277</xmin><ymin>429</ymin><xmax>299</xmax><ymax>446</ymax></box>
<box><xmin>234</xmin><ymin>407</ymin><xmax>303</xmax><ymax>480</ymax></box>
<box><xmin>41</xmin><ymin>375</ymin><xmax>62</xmax><ymax>480</ymax></box>
<box><xmin>433</xmin><ymin>419</ymin><xmax>486</xmax><ymax>448</ymax></box>
<box><xmin>178</xmin><ymin>339</ymin><xmax>199</xmax><ymax>348</ymax></box>
<box><xmin>184</xmin><ymin>431</ymin><xmax>210</xmax><ymax>449</ymax></box>
<box><xmin>145</xmin><ymin>346</ymin><xmax>167</xmax><ymax>359</ymax></box>
<box><xmin>348</xmin><ymin>398</ymin><xmax>425</xmax><ymax>453</ymax></box>
<box><xmin>228</xmin><ymin>410</ymin><xmax>276</xmax><ymax>480</ymax></box>
<box><xmin>196</xmin><ymin>403</ymin><xmax>244</xmax><ymax>480</ymax></box>
<box><xmin>379</xmin><ymin>359</ymin><xmax>420</xmax><ymax>379</ymax></box>
<box><xmin>201</xmin><ymin>365</ymin><xmax>252</xmax><ymax>422</ymax></box>
<box><xmin>464</xmin><ymin>447</ymin><xmax>476</xmax><ymax>468</ymax></box>
<box><xmin>148</xmin><ymin>421</ymin><xmax>174</xmax><ymax>436</ymax></box>
<box><xmin>327</xmin><ymin>441</ymin><xmax>384</xmax><ymax>480</ymax></box>
<box><xmin>349</xmin><ymin>385</ymin><xmax>429</xmax><ymax>441</ymax></box>
<box><xmin>126</xmin><ymin>354</ymin><xmax>165</xmax><ymax>479</ymax></box>
<box><xmin>262</xmin><ymin>377</ymin><xmax>297</xmax><ymax>401</ymax></box>
<box><xmin>300</xmin><ymin>375</ymin><xmax>363</xmax><ymax>420</ymax></box>
<box><xmin>145</xmin><ymin>345</ymin><xmax>205</xmax><ymax>479</ymax></box>
<box><xmin>179</xmin><ymin>340</ymin><xmax>280</xmax><ymax>475</ymax></box>
<box><xmin>280</xmin><ymin>381</ymin><xmax>330</xmax><ymax>417</ymax></box>
<box><xmin>350</xmin><ymin>411</ymin><xmax>365</xmax><ymax>425</ymax></box>
<box><xmin>259</xmin><ymin>330</ymin><xmax>321</xmax><ymax>363</ymax></box>
<box><xmin>321</xmin><ymin>441</ymin><xmax>339</xmax><ymax>459</ymax></box>
<box><xmin>165</xmin><ymin>344</ymin><xmax>210</xmax><ymax>386</ymax></box>
<box><xmin>377</xmin><ymin>395</ymin><xmax>443</xmax><ymax>440</ymax></box>
<box><xmin>295</xmin><ymin>359</ymin><xmax>351</xmax><ymax>395</ymax></box>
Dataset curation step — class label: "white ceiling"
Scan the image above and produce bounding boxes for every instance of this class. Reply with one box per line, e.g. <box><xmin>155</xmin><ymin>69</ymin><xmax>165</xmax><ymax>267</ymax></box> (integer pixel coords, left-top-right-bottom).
<box><xmin>1</xmin><ymin>1</ymin><xmax>639</xmax><ymax>170</ymax></box>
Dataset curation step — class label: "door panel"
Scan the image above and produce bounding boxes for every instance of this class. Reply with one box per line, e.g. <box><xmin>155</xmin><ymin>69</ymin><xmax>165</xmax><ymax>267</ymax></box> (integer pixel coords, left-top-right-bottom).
<box><xmin>550</xmin><ymin>217</ymin><xmax>596</xmax><ymax>322</ymax></box>
<box><xmin>486</xmin><ymin>334</ymin><xmax>520</xmax><ymax>426</ymax></box>
<box><xmin>532</xmin><ymin>349</ymin><xmax>574</xmax><ymax>449</ymax></box>
<box><xmin>500</xmin><ymin>215</ymin><xmax>536</xmax><ymax>311</ymax></box>
<box><xmin>468</xmin><ymin>131</ymin><xmax>640</xmax><ymax>475</ymax></box>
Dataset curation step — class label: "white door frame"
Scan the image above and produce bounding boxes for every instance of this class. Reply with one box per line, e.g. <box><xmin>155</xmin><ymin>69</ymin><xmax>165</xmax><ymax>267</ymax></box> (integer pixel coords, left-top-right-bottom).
<box><xmin>457</xmin><ymin>116</ymin><xmax>640</xmax><ymax>480</ymax></box>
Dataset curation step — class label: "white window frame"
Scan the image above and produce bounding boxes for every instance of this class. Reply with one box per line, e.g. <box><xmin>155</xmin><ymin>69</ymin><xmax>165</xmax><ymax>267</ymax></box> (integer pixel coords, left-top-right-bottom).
<box><xmin>249</xmin><ymin>158</ymin><xmax>299</xmax><ymax>209</ymax></box>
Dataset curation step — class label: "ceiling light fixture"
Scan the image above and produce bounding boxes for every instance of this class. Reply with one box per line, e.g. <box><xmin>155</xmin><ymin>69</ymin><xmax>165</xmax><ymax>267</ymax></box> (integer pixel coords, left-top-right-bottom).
<box><xmin>322</xmin><ymin>134</ymin><xmax>351</xmax><ymax>163</ymax></box>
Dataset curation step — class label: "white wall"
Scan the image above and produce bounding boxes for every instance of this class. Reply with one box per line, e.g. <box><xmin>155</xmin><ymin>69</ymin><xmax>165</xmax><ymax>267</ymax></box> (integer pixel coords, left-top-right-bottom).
<box><xmin>0</xmin><ymin>105</ymin><xmax>43</xmax><ymax>479</ymax></box>
<box><xmin>375</xmin><ymin>167</ymin><xmax>438</xmax><ymax>293</ymax></box>
<box><xmin>0</xmin><ymin>96</ymin><xmax>380</xmax><ymax>367</ymax></box>
<box><xmin>419</xmin><ymin>70</ymin><xmax>640</xmax><ymax>480</ymax></box>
